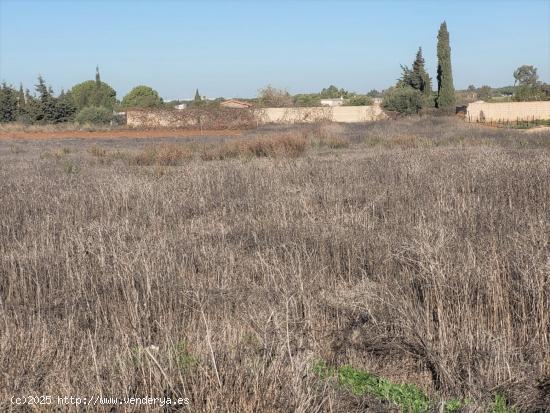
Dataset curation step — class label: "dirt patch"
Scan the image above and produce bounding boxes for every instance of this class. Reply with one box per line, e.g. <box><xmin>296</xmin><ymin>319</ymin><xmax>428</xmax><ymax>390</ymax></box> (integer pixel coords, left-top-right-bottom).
<box><xmin>0</xmin><ymin>128</ymin><xmax>243</xmax><ymax>141</ymax></box>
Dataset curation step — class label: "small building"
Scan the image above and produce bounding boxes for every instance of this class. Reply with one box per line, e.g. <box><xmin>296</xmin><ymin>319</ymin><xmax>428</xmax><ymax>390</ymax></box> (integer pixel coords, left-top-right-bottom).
<box><xmin>174</xmin><ymin>103</ymin><xmax>187</xmax><ymax>110</ymax></box>
<box><xmin>320</xmin><ymin>97</ymin><xmax>344</xmax><ymax>107</ymax></box>
<box><xmin>220</xmin><ymin>99</ymin><xmax>253</xmax><ymax>109</ymax></box>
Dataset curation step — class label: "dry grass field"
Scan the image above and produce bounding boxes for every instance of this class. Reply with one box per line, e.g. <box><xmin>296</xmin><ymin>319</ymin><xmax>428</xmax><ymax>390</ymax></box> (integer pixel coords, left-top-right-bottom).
<box><xmin>1</xmin><ymin>117</ymin><xmax>549</xmax><ymax>412</ymax></box>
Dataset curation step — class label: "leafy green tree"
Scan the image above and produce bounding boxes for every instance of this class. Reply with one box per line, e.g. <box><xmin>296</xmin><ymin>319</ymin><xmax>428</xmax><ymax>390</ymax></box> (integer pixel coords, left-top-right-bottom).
<box><xmin>436</xmin><ymin>21</ymin><xmax>455</xmax><ymax>109</ymax></box>
<box><xmin>0</xmin><ymin>83</ymin><xmax>19</xmax><ymax>122</ymax></box>
<box><xmin>513</xmin><ymin>65</ymin><xmax>538</xmax><ymax>87</ymax></box>
<box><xmin>320</xmin><ymin>85</ymin><xmax>349</xmax><ymax>98</ymax></box>
<box><xmin>477</xmin><ymin>85</ymin><xmax>492</xmax><ymax>101</ymax></box>
<box><xmin>69</xmin><ymin>68</ymin><xmax>117</xmax><ymax>110</ymax></box>
<box><xmin>366</xmin><ymin>89</ymin><xmax>380</xmax><ymax>97</ymax></box>
<box><xmin>382</xmin><ymin>86</ymin><xmax>423</xmax><ymax>114</ymax></box>
<box><xmin>69</xmin><ymin>80</ymin><xmax>117</xmax><ymax>110</ymax></box>
<box><xmin>122</xmin><ymin>85</ymin><xmax>163</xmax><ymax>108</ymax></box>
<box><xmin>512</xmin><ymin>65</ymin><xmax>545</xmax><ymax>101</ymax></box>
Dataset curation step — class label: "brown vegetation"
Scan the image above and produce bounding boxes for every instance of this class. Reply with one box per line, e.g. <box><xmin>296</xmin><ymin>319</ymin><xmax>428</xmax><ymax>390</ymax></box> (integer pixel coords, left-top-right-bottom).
<box><xmin>0</xmin><ymin>127</ymin><xmax>242</xmax><ymax>141</ymax></box>
<box><xmin>1</xmin><ymin>117</ymin><xmax>549</xmax><ymax>412</ymax></box>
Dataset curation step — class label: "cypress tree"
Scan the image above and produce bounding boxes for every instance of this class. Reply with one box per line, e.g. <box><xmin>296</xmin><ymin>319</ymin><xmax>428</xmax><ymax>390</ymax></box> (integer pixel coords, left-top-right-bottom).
<box><xmin>18</xmin><ymin>83</ymin><xmax>25</xmax><ymax>105</ymax></box>
<box><xmin>194</xmin><ymin>88</ymin><xmax>201</xmax><ymax>102</ymax></box>
<box><xmin>95</xmin><ymin>65</ymin><xmax>101</xmax><ymax>86</ymax></box>
<box><xmin>436</xmin><ymin>21</ymin><xmax>455</xmax><ymax>109</ymax></box>
<box><xmin>17</xmin><ymin>83</ymin><xmax>26</xmax><ymax>116</ymax></box>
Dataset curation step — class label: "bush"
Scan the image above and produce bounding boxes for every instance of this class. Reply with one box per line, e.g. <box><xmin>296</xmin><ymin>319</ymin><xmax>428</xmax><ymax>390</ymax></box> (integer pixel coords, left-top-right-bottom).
<box><xmin>75</xmin><ymin>106</ymin><xmax>114</xmax><ymax>125</ymax></box>
<box><xmin>382</xmin><ymin>87</ymin><xmax>423</xmax><ymax>114</ymax></box>
<box><xmin>344</xmin><ymin>95</ymin><xmax>373</xmax><ymax>106</ymax></box>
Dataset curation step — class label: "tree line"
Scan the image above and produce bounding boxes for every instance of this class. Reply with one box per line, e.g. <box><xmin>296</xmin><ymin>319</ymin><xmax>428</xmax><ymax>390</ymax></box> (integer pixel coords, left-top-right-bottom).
<box><xmin>0</xmin><ymin>67</ymin><xmax>164</xmax><ymax>124</ymax></box>
<box><xmin>1</xmin><ymin>24</ymin><xmax>548</xmax><ymax>124</ymax></box>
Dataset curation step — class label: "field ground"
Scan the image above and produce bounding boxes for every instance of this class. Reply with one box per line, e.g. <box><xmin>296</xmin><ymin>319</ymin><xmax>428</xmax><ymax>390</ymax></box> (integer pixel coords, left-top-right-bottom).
<box><xmin>1</xmin><ymin>117</ymin><xmax>549</xmax><ymax>412</ymax></box>
<box><xmin>0</xmin><ymin>128</ymin><xmax>242</xmax><ymax>141</ymax></box>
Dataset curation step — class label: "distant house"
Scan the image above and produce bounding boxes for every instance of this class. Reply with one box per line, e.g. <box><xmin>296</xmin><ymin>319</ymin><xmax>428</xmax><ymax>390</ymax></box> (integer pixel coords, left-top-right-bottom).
<box><xmin>174</xmin><ymin>103</ymin><xmax>187</xmax><ymax>110</ymax></box>
<box><xmin>220</xmin><ymin>99</ymin><xmax>253</xmax><ymax>109</ymax></box>
<box><xmin>320</xmin><ymin>97</ymin><xmax>344</xmax><ymax>107</ymax></box>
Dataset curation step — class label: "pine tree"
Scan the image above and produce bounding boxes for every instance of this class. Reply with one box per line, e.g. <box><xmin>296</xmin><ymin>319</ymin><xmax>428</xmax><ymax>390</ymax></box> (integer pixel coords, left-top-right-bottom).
<box><xmin>33</xmin><ymin>76</ymin><xmax>62</xmax><ymax>123</ymax></box>
<box><xmin>436</xmin><ymin>21</ymin><xmax>455</xmax><ymax>109</ymax></box>
<box><xmin>194</xmin><ymin>89</ymin><xmax>201</xmax><ymax>102</ymax></box>
<box><xmin>411</xmin><ymin>47</ymin><xmax>432</xmax><ymax>96</ymax></box>
<box><xmin>56</xmin><ymin>89</ymin><xmax>77</xmax><ymax>122</ymax></box>
<box><xmin>397</xmin><ymin>65</ymin><xmax>413</xmax><ymax>88</ymax></box>
<box><xmin>0</xmin><ymin>83</ymin><xmax>19</xmax><ymax>122</ymax></box>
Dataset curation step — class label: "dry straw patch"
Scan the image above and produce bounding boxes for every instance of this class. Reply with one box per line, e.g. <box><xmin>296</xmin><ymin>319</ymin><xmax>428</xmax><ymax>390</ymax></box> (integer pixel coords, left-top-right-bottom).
<box><xmin>200</xmin><ymin>133</ymin><xmax>307</xmax><ymax>160</ymax></box>
<box><xmin>1</xmin><ymin>117</ymin><xmax>549</xmax><ymax>412</ymax></box>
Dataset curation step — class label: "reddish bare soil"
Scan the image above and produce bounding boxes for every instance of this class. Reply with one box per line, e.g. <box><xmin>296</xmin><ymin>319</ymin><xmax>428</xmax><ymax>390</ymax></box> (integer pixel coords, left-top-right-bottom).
<box><xmin>0</xmin><ymin>128</ymin><xmax>243</xmax><ymax>141</ymax></box>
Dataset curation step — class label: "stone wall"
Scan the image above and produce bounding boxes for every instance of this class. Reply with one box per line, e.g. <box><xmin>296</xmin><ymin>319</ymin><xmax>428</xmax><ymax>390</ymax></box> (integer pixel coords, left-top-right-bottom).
<box><xmin>126</xmin><ymin>105</ymin><xmax>387</xmax><ymax>128</ymax></box>
<box><xmin>126</xmin><ymin>108</ymin><xmax>256</xmax><ymax>129</ymax></box>
<box><xmin>466</xmin><ymin>101</ymin><xmax>550</xmax><ymax>122</ymax></box>
<box><xmin>256</xmin><ymin>105</ymin><xmax>387</xmax><ymax>124</ymax></box>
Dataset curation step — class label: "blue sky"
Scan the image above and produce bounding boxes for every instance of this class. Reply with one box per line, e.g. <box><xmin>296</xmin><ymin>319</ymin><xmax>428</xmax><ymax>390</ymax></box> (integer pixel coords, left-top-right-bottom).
<box><xmin>0</xmin><ymin>0</ymin><xmax>548</xmax><ymax>100</ymax></box>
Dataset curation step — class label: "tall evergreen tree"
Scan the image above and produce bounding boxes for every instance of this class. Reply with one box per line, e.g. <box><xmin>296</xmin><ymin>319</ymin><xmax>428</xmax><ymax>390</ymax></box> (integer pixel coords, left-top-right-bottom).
<box><xmin>194</xmin><ymin>88</ymin><xmax>201</xmax><ymax>102</ymax></box>
<box><xmin>56</xmin><ymin>88</ymin><xmax>77</xmax><ymax>122</ymax></box>
<box><xmin>0</xmin><ymin>83</ymin><xmax>19</xmax><ymax>122</ymax></box>
<box><xmin>96</xmin><ymin>65</ymin><xmax>101</xmax><ymax>86</ymax></box>
<box><xmin>17</xmin><ymin>83</ymin><xmax>26</xmax><ymax>117</ymax></box>
<box><xmin>31</xmin><ymin>75</ymin><xmax>75</xmax><ymax>123</ymax></box>
<box><xmin>18</xmin><ymin>83</ymin><xmax>25</xmax><ymax>106</ymax></box>
<box><xmin>436</xmin><ymin>21</ymin><xmax>455</xmax><ymax>109</ymax></box>
<box><xmin>411</xmin><ymin>47</ymin><xmax>432</xmax><ymax>96</ymax></box>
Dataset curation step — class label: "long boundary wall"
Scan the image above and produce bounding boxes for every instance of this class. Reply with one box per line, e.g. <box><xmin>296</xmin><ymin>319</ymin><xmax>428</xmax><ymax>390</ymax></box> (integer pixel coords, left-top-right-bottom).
<box><xmin>466</xmin><ymin>101</ymin><xmax>550</xmax><ymax>122</ymax></box>
<box><xmin>126</xmin><ymin>105</ymin><xmax>387</xmax><ymax>128</ymax></box>
<box><xmin>256</xmin><ymin>105</ymin><xmax>387</xmax><ymax>123</ymax></box>
<box><xmin>126</xmin><ymin>108</ymin><xmax>256</xmax><ymax>129</ymax></box>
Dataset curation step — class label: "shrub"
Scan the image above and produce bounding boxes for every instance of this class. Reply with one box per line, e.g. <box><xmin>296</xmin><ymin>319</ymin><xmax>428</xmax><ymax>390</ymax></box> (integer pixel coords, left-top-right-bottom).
<box><xmin>88</xmin><ymin>145</ymin><xmax>107</xmax><ymax>157</ymax></box>
<box><xmin>133</xmin><ymin>144</ymin><xmax>194</xmax><ymax>166</ymax></box>
<box><xmin>306</xmin><ymin>123</ymin><xmax>350</xmax><ymax>148</ymax></box>
<box><xmin>344</xmin><ymin>95</ymin><xmax>373</xmax><ymax>106</ymax></box>
<box><xmin>75</xmin><ymin>106</ymin><xmax>114</xmax><ymax>125</ymax></box>
<box><xmin>382</xmin><ymin>87</ymin><xmax>423</xmax><ymax>114</ymax></box>
<box><xmin>201</xmin><ymin>134</ymin><xmax>307</xmax><ymax>160</ymax></box>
